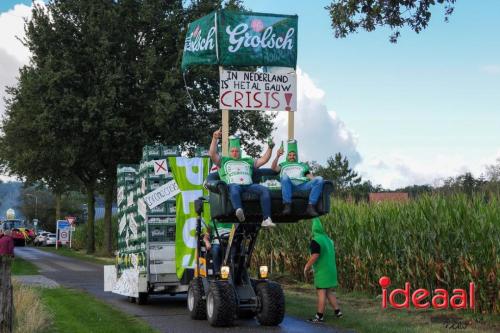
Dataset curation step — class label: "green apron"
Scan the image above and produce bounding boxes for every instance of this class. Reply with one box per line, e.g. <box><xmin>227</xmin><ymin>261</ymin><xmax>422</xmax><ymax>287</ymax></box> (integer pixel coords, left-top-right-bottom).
<box><xmin>311</xmin><ymin>218</ymin><xmax>338</xmax><ymax>289</ymax></box>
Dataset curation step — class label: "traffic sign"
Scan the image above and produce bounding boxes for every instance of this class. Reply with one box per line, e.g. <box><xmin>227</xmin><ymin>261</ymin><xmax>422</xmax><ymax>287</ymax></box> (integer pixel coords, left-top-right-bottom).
<box><xmin>59</xmin><ymin>230</ymin><xmax>69</xmax><ymax>243</ymax></box>
<box><xmin>66</xmin><ymin>216</ymin><xmax>76</xmax><ymax>225</ymax></box>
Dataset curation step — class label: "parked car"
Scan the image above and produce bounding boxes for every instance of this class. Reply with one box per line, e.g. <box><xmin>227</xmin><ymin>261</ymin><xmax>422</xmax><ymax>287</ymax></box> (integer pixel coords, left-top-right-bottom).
<box><xmin>34</xmin><ymin>232</ymin><xmax>49</xmax><ymax>246</ymax></box>
<box><xmin>44</xmin><ymin>233</ymin><xmax>57</xmax><ymax>246</ymax></box>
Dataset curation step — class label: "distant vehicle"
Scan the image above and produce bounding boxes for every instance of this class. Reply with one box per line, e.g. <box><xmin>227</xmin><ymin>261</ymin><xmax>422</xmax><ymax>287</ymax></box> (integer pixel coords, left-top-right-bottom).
<box><xmin>44</xmin><ymin>233</ymin><xmax>57</xmax><ymax>246</ymax></box>
<box><xmin>1</xmin><ymin>219</ymin><xmax>36</xmax><ymax>246</ymax></box>
<box><xmin>34</xmin><ymin>232</ymin><xmax>50</xmax><ymax>246</ymax></box>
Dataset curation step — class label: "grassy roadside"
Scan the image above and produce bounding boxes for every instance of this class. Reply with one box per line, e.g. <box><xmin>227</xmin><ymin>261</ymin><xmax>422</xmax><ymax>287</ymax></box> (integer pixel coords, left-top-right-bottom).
<box><xmin>39</xmin><ymin>287</ymin><xmax>158</xmax><ymax>333</ymax></box>
<box><xmin>283</xmin><ymin>284</ymin><xmax>499</xmax><ymax>333</ymax></box>
<box><xmin>12</xmin><ymin>256</ymin><xmax>39</xmax><ymax>275</ymax></box>
<box><xmin>36</xmin><ymin>246</ymin><xmax>115</xmax><ymax>265</ymax></box>
<box><xmin>11</xmin><ymin>254</ymin><xmax>156</xmax><ymax>333</ymax></box>
<box><xmin>13</xmin><ymin>282</ymin><xmax>52</xmax><ymax>333</ymax></box>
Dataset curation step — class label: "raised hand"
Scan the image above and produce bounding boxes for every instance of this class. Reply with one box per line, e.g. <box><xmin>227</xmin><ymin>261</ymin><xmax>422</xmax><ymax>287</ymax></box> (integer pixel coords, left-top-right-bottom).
<box><xmin>212</xmin><ymin>128</ymin><xmax>222</xmax><ymax>140</ymax></box>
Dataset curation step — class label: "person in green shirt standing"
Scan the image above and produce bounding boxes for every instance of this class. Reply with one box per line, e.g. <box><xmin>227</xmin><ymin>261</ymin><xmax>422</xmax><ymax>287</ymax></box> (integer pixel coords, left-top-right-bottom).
<box><xmin>271</xmin><ymin>140</ymin><xmax>324</xmax><ymax>216</ymax></box>
<box><xmin>209</xmin><ymin>129</ymin><xmax>275</xmax><ymax>228</ymax></box>
<box><xmin>304</xmin><ymin>218</ymin><xmax>342</xmax><ymax>323</ymax></box>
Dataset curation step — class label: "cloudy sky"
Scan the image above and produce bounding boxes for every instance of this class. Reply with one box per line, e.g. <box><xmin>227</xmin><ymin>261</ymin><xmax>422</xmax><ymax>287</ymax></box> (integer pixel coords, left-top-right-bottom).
<box><xmin>1</xmin><ymin>1</ymin><xmax>499</xmax><ymax>188</ymax></box>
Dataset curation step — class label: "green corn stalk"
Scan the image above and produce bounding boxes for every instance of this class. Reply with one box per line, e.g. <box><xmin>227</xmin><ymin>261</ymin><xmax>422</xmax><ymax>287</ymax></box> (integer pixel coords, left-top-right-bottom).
<box><xmin>252</xmin><ymin>193</ymin><xmax>499</xmax><ymax>314</ymax></box>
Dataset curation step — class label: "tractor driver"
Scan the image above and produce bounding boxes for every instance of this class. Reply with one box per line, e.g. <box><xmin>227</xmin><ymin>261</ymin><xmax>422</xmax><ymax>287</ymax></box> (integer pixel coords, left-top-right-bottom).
<box><xmin>209</xmin><ymin>129</ymin><xmax>276</xmax><ymax>228</ymax></box>
<box><xmin>271</xmin><ymin>140</ymin><xmax>324</xmax><ymax>217</ymax></box>
<box><xmin>203</xmin><ymin>220</ymin><xmax>232</xmax><ymax>274</ymax></box>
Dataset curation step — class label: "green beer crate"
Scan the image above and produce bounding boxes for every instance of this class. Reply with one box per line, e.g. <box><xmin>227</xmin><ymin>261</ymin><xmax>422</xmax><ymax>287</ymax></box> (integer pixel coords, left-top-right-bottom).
<box><xmin>148</xmin><ymin>223</ymin><xmax>176</xmax><ymax>243</ymax></box>
<box><xmin>147</xmin><ymin>203</ymin><xmax>168</xmax><ymax>216</ymax></box>
<box><xmin>142</xmin><ymin>144</ymin><xmax>164</xmax><ymax>161</ymax></box>
<box><xmin>147</xmin><ymin>216</ymin><xmax>176</xmax><ymax>224</ymax></box>
<box><xmin>163</xmin><ymin>146</ymin><xmax>179</xmax><ymax>157</ymax></box>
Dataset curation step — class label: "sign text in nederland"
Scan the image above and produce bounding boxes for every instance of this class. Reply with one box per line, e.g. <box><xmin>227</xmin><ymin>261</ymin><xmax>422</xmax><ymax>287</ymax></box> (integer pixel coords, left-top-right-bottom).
<box><xmin>219</xmin><ymin>69</ymin><xmax>296</xmax><ymax>112</ymax></box>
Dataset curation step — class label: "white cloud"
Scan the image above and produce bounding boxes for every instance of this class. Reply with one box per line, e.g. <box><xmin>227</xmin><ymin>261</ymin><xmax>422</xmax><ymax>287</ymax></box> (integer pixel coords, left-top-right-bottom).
<box><xmin>0</xmin><ymin>48</ymin><xmax>22</xmax><ymax>117</ymax></box>
<box><xmin>0</xmin><ymin>4</ymin><xmax>32</xmax><ymax>64</ymax></box>
<box><xmin>0</xmin><ymin>3</ymin><xmax>35</xmax><ymax>120</ymax></box>
<box><xmin>271</xmin><ymin>68</ymin><xmax>362</xmax><ymax>166</ymax></box>
<box><xmin>357</xmin><ymin>150</ymin><xmax>500</xmax><ymax>189</ymax></box>
<box><xmin>480</xmin><ymin>65</ymin><xmax>500</xmax><ymax>75</ymax></box>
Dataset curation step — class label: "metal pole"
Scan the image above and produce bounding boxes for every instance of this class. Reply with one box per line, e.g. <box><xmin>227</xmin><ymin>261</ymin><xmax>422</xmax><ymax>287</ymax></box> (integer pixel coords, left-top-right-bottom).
<box><xmin>56</xmin><ymin>221</ymin><xmax>59</xmax><ymax>250</ymax></box>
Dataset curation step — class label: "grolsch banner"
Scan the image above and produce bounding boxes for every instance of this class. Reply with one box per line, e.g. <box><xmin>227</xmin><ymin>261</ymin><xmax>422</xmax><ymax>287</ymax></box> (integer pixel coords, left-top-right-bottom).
<box><xmin>182</xmin><ymin>10</ymin><xmax>298</xmax><ymax>70</ymax></box>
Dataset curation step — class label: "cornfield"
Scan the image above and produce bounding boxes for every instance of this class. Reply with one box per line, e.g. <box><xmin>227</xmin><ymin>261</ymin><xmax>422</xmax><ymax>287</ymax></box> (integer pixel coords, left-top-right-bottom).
<box><xmin>253</xmin><ymin>193</ymin><xmax>499</xmax><ymax>314</ymax></box>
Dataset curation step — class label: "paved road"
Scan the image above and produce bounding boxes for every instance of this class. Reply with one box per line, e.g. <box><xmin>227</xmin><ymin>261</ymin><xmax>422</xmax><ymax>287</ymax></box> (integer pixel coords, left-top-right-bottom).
<box><xmin>16</xmin><ymin>247</ymin><xmax>346</xmax><ymax>333</ymax></box>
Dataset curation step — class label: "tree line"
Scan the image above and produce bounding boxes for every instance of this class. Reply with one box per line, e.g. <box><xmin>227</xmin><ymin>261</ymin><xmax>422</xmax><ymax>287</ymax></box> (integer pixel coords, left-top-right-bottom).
<box><xmin>0</xmin><ymin>0</ymin><xmax>273</xmax><ymax>255</ymax></box>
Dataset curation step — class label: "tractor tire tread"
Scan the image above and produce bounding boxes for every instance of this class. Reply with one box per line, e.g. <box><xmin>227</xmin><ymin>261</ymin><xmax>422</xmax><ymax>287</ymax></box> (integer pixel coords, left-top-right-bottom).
<box><xmin>188</xmin><ymin>277</ymin><xmax>207</xmax><ymax>319</ymax></box>
<box><xmin>256</xmin><ymin>281</ymin><xmax>285</xmax><ymax>326</ymax></box>
<box><xmin>207</xmin><ymin>281</ymin><xmax>236</xmax><ymax>327</ymax></box>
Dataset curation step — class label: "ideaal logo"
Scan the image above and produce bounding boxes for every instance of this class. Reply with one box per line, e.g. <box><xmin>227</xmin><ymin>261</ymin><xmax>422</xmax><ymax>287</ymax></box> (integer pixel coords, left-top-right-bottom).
<box><xmin>379</xmin><ymin>276</ymin><xmax>475</xmax><ymax>309</ymax></box>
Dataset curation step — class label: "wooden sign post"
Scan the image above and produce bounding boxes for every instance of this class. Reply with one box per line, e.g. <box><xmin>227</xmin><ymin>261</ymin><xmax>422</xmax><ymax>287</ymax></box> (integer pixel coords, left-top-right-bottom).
<box><xmin>288</xmin><ymin>111</ymin><xmax>294</xmax><ymax>141</ymax></box>
<box><xmin>222</xmin><ymin>109</ymin><xmax>229</xmax><ymax>157</ymax></box>
<box><xmin>0</xmin><ymin>256</ymin><xmax>13</xmax><ymax>333</ymax></box>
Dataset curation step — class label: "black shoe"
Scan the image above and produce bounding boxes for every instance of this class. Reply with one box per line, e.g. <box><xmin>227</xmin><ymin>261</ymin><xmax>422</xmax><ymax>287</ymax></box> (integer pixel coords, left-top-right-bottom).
<box><xmin>306</xmin><ymin>204</ymin><xmax>319</xmax><ymax>217</ymax></box>
<box><xmin>282</xmin><ymin>203</ymin><xmax>292</xmax><ymax>215</ymax></box>
<box><xmin>335</xmin><ymin>309</ymin><xmax>343</xmax><ymax>318</ymax></box>
<box><xmin>307</xmin><ymin>314</ymin><xmax>324</xmax><ymax>323</ymax></box>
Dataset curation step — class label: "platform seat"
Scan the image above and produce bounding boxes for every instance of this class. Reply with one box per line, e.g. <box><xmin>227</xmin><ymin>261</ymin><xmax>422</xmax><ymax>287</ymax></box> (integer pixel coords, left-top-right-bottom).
<box><xmin>204</xmin><ymin>168</ymin><xmax>333</xmax><ymax>223</ymax></box>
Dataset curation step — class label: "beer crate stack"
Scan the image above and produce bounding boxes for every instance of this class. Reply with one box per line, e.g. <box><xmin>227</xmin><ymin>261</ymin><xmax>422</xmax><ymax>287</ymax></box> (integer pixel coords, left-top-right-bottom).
<box><xmin>116</xmin><ymin>164</ymin><xmax>146</xmax><ymax>275</ymax></box>
<box><xmin>136</xmin><ymin>144</ymin><xmax>179</xmax><ymax>283</ymax></box>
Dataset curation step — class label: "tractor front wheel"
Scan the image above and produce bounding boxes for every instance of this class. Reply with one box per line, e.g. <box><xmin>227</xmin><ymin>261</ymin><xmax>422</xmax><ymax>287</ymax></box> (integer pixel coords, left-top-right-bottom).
<box><xmin>206</xmin><ymin>281</ymin><xmax>236</xmax><ymax>327</ymax></box>
<box><xmin>187</xmin><ymin>277</ymin><xmax>206</xmax><ymax>320</ymax></box>
<box><xmin>256</xmin><ymin>281</ymin><xmax>285</xmax><ymax>326</ymax></box>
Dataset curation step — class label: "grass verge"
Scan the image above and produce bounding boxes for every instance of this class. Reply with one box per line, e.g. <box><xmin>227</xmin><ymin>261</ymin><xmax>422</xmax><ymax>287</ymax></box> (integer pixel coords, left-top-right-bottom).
<box><xmin>284</xmin><ymin>284</ymin><xmax>499</xmax><ymax>333</ymax></box>
<box><xmin>13</xmin><ymin>281</ymin><xmax>52</xmax><ymax>333</ymax></box>
<box><xmin>39</xmin><ymin>287</ymin><xmax>158</xmax><ymax>333</ymax></box>
<box><xmin>12</xmin><ymin>256</ymin><xmax>39</xmax><ymax>275</ymax></box>
<box><xmin>37</xmin><ymin>246</ymin><xmax>114</xmax><ymax>265</ymax></box>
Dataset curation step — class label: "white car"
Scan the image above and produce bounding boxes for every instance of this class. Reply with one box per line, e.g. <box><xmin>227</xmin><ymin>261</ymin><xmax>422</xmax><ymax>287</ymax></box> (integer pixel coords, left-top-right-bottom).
<box><xmin>34</xmin><ymin>232</ymin><xmax>49</xmax><ymax>246</ymax></box>
<box><xmin>44</xmin><ymin>233</ymin><xmax>57</xmax><ymax>246</ymax></box>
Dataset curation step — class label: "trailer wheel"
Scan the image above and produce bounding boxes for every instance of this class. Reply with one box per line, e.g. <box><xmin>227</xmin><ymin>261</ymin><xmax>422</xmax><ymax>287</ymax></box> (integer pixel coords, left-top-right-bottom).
<box><xmin>206</xmin><ymin>281</ymin><xmax>236</xmax><ymax>327</ymax></box>
<box><xmin>137</xmin><ymin>292</ymin><xmax>148</xmax><ymax>305</ymax></box>
<box><xmin>256</xmin><ymin>281</ymin><xmax>285</xmax><ymax>326</ymax></box>
<box><xmin>188</xmin><ymin>277</ymin><xmax>206</xmax><ymax>320</ymax></box>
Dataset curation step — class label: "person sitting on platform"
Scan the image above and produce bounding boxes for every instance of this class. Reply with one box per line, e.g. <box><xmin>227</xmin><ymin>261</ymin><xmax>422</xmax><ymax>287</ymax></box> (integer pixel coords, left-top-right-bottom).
<box><xmin>209</xmin><ymin>129</ymin><xmax>276</xmax><ymax>228</ymax></box>
<box><xmin>271</xmin><ymin>140</ymin><xmax>324</xmax><ymax>216</ymax></box>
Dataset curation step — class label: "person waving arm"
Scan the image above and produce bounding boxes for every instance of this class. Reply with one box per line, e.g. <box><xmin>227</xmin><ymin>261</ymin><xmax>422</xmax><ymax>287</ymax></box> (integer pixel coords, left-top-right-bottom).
<box><xmin>209</xmin><ymin>128</ymin><xmax>222</xmax><ymax>167</ymax></box>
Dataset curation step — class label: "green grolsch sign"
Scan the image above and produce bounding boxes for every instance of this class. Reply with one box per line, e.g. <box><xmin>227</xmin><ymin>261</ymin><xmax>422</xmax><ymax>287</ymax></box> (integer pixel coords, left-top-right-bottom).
<box><xmin>182</xmin><ymin>10</ymin><xmax>298</xmax><ymax>70</ymax></box>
